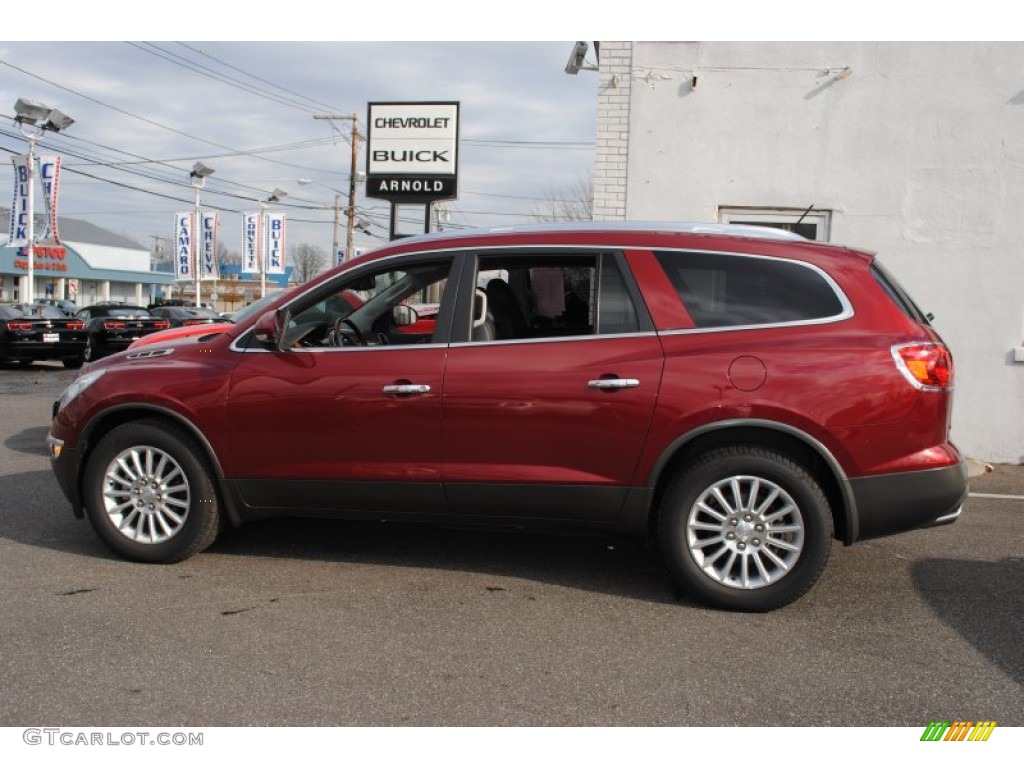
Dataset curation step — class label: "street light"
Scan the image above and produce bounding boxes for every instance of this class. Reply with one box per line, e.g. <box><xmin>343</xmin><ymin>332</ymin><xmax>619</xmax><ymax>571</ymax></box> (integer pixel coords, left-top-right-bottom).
<box><xmin>13</xmin><ymin>98</ymin><xmax>74</xmax><ymax>303</ymax></box>
<box><xmin>259</xmin><ymin>188</ymin><xmax>288</xmax><ymax>299</ymax></box>
<box><xmin>189</xmin><ymin>161</ymin><xmax>215</xmax><ymax>308</ymax></box>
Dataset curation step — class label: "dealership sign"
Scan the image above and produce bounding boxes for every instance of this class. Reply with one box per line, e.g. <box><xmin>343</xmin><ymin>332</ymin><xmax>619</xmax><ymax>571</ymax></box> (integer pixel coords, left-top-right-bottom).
<box><xmin>366</xmin><ymin>102</ymin><xmax>459</xmax><ymax>202</ymax></box>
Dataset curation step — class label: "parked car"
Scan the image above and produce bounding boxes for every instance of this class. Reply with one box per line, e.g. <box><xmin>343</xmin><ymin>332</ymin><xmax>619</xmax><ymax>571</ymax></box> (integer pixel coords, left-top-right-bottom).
<box><xmin>34</xmin><ymin>297</ymin><xmax>79</xmax><ymax>317</ymax></box>
<box><xmin>0</xmin><ymin>304</ymin><xmax>86</xmax><ymax>367</ymax></box>
<box><xmin>129</xmin><ymin>291</ymin><xmax>286</xmax><ymax>350</ymax></box>
<box><xmin>148</xmin><ymin>305</ymin><xmax>226</xmax><ymax>328</ymax></box>
<box><xmin>75</xmin><ymin>305</ymin><xmax>171</xmax><ymax>363</ymax></box>
<box><xmin>48</xmin><ymin>222</ymin><xmax>967</xmax><ymax>611</ymax></box>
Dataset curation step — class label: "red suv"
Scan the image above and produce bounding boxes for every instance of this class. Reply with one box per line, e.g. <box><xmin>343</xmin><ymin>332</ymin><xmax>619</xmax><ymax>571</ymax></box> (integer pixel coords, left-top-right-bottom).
<box><xmin>47</xmin><ymin>223</ymin><xmax>967</xmax><ymax>611</ymax></box>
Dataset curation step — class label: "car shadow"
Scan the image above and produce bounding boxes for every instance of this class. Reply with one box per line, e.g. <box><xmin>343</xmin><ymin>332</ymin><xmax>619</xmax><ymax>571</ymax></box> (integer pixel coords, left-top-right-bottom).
<box><xmin>0</xmin><ymin>468</ymin><xmax>684</xmax><ymax>607</ymax></box>
<box><xmin>5</xmin><ymin>425</ymin><xmax>51</xmax><ymax>457</ymax></box>
<box><xmin>911</xmin><ymin>557</ymin><xmax>1024</xmax><ymax>685</ymax></box>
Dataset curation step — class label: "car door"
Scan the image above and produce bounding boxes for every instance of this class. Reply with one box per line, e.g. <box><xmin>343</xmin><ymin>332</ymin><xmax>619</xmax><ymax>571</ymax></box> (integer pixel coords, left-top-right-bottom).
<box><xmin>441</xmin><ymin>251</ymin><xmax>663</xmax><ymax>521</ymax></box>
<box><xmin>224</xmin><ymin>255</ymin><xmax>459</xmax><ymax>517</ymax></box>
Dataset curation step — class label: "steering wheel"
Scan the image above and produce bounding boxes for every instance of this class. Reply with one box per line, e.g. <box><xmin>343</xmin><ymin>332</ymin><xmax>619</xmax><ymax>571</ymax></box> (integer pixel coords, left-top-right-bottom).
<box><xmin>329</xmin><ymin>317</ymin><xmax>367</xmax><ymax>346</ymax></box>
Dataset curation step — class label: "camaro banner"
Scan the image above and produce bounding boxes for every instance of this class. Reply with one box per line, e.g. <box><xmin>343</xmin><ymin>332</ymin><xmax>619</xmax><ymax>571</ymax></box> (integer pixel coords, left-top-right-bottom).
<box><xmin>200</xmin><ymin>211</ymin><xmax>219</xmax><ymax>280</ymax></box>
<box><xmin>37</xmin><ymin>155</ymin><xmax>62</xmax><ymax>244</ymax></box>
<box><xmin>264</xmin><ymin>213</ymin><xmax>286</xmax><ymax>275</ymax></box>
<box><xmin>242</xmin><ymin>212</ymin><xmax>262</xmax><ymax>274</ymax></box>
<box><xmin>8</xmin><ymin>155</ymin><xmax>31</xmax><ymax>247</ymax></box>
<box><xmin>174</xmin><ymin>212</ymin><xmax>195</xmax><ymax>282</ymax></box>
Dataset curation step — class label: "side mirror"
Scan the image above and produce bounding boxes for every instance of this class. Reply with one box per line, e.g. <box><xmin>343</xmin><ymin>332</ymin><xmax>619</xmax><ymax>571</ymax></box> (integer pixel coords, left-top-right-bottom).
<box><xmin>253</xmin><ymin>308</ymin><xmax>290</xmax><ymax>351</ymax></box>
<box><xmin>392</xmin><ymin>304</ymin><xmax>419</xmax><ymax>327</ymax></box>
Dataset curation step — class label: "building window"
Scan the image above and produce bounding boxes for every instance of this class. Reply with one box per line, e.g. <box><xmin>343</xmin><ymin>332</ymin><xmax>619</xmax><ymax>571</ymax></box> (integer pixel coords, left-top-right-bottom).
<box><xmin>718</xmin><ymin>206</ymin><xmax>832</xmax><ymax>242</ymax></box>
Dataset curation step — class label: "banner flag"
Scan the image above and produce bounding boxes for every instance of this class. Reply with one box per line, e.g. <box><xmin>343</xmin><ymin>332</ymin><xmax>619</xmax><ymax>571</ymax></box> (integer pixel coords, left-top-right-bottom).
<box><xmin>264</xmin><ymin>213</ymin><xmax>286</xmax><ymax>275</ymax></box>
<box><xmin>37</xmin><ymin>155</ymin><xmax>62</xmax><ymax>243</ymax></box>
<box><xmin>174</xmin><ymin>212</ymin><xmax>195</xmax><ymax>282</ymax></box>
<box><xmin>8</xmin><ymin>155</ymin><xmax>31</xmax><ymax>247</ymax></box>
<box><xmin>242</xmin><ymin>212</ymin><xmax>262</xmax><ymax>274</ymax></box>
<box><xmin>200</xmin><ymin>210</ymin><xmax>219</xmax><ymax>280</ymax></box>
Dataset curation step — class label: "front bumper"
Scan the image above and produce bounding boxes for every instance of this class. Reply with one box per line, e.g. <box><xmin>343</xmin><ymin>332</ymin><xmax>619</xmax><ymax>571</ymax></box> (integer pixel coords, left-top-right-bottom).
<box><xmin>849</xmin><ymin>461</ymin><xmax>968</xmax><ymax>541</ymax></box>
<box><xmin>48</xmin><ymin>433</ymin><xmax>84</xmax><ymax>518</ymax></box>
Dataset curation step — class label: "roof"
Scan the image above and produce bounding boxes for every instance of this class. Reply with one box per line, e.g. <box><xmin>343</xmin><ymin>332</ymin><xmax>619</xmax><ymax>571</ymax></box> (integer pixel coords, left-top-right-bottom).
<box><xmin>0</xmin><ymin>210</ymin><xmax>146</xmax><ymax>250</ymax></box>
<box><xmin>395</xmin><ymin>220</ymin><xmax>807</xmax><ymax>248</ymax></box>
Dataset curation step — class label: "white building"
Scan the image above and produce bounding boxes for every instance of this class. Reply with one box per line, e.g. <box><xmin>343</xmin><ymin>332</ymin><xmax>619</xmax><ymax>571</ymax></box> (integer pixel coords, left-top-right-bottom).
<box><xmin>590</xmin><ymin>41</ymin><xmax>1024</xmax><ymax>463</ymax></box>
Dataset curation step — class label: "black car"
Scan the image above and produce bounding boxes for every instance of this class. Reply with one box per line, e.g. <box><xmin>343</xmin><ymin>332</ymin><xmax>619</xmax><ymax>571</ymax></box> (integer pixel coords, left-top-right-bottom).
<box><xmin>148</xmin><ymin>305</ymin><xmax>226</xmax><ymax>328</ymax></box>
<box><xmin>76</xmin><ymin>305</ymin><xmax>171</xmax><ymax>363</ymax></box>
<box><xmin>0</xmin><ymin>304</ymin><xmax>87</xmax><ymax>368</ymax></box>
<box><xmin>33</xmin><ymin>297</ymin><xmax>79</xmax><ymax>317</ymax></box>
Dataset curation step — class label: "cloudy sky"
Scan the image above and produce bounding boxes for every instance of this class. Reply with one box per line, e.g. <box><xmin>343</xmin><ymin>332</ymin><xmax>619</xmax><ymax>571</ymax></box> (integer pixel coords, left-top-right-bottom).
<box><xmin>1</xmin><ymin>36</ymin><xmax>600</xmax><ymax>259</ymax></box>
<box><xmin>2</xmin><ymin>3</ymin><xmax>982</xmax><ymax>261</ymax></box>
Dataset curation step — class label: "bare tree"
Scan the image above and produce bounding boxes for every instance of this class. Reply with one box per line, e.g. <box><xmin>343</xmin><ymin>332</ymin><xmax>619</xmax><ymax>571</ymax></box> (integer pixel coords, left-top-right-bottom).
<box><xmin>217</xmin><ymin>241</ymin><xmax>241</xmax><ymax>267</ymax></box>
<box><xmin>531</xmin><ymin>176</ymin><xmax>594</xmax><ymax>222</ymax></box>
<box><xmin>290</xmin><ymin>243</ymin><xmax>327</xmax><ymax>283</ymax></box>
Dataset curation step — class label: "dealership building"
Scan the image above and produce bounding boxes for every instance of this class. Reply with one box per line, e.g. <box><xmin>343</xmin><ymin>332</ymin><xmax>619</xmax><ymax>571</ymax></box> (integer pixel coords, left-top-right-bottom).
<box><xmin>0</xmin><ymin>213</ymin><xmax>173</xmax><ymax>305</ymax></box>
<box><xmin>587</xmin><ymin>41</ymin><xmax>1024</xmax><ymax>463</ymax></box>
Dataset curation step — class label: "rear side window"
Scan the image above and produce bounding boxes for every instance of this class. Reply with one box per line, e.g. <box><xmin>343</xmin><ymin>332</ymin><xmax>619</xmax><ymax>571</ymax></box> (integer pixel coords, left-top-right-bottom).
<box><xmin>654</xmin><ymin>250</ymin><xmax>845</xmax><ymax>328</ymax></box>
<box><xmin>871</xmin><ymin>260</ymin><xmax>931</xmax><ymax>326</ymax></box>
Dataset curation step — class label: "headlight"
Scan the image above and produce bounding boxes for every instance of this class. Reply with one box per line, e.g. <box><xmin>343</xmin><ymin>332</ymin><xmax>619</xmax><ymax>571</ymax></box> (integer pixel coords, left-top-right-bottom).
<box><xmin>56</xmin><ymin>369</ymin><xmax>106</xmax><ymax>413</ymax></box>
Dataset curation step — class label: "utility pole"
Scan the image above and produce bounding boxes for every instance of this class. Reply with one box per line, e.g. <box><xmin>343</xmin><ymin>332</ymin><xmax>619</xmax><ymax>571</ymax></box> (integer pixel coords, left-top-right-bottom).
<box><xmin>313</xmin><ymin>114</ymin><xmax>359</xmax><ymax>262</ymax></box>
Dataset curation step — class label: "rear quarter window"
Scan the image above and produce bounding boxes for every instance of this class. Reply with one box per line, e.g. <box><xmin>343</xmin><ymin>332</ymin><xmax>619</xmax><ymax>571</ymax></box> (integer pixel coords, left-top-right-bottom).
<box><xmin>654</xmin><ymin>250</ymin><xmax>845</xmax><ymax>328</ymax></box>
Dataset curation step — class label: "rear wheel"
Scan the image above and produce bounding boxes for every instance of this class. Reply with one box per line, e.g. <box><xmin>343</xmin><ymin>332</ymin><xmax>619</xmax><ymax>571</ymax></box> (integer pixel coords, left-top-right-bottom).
<box><xmin>658</xmin><ymin>446</ymin><xmax>832</xmax><ymax>611</ymax></box>
<box><xmin>82</xmin><ymin>420</ymin><xmax>221</xmax><ymax>563</ymax></box>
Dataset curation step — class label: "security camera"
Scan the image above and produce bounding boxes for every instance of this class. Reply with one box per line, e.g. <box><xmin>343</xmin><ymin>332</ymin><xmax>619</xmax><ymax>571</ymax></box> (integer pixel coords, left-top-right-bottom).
<box><xmin>565</xmin><ymin>41</ymin><xmax>590</xmax><ymax>75</ymax></box>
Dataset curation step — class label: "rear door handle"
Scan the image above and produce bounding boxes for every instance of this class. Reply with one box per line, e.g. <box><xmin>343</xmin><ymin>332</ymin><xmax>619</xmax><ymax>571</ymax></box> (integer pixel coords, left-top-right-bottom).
<box><xmin>587</xmin><ymin>378</ymin><xmax>640</xmax><ymax>390</ymax></box>
<box><xmin>381</xmin><ymin>383</ymin><xmax>431</xmax><ymax>395</ymax></box>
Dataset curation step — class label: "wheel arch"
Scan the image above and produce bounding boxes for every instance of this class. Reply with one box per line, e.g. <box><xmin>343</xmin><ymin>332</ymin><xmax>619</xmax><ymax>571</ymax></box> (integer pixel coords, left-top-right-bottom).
<box><xmin>76</xmin><ymin>404</ymin><xmax>240</xmax><ymax>526</ymax></box>
<box><xmin>647</xmin><ymin>420</ymin><xmax>859</xmax><ymax>545</ymax></box>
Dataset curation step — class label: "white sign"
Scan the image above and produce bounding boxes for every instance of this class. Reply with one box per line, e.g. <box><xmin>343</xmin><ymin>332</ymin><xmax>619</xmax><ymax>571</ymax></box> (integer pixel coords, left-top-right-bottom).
<box><xmin>200</xmin><ymin>211</ymin><xmax>219</xmax><ymax>280</ymax></box>
<box><xmin>8</xmin><ymin>155</ymin><xmax>31</xmax><ymax>247</ymax></box>
<box><xmin>242</xmin><ymin>212</ymin><xmax>262</xmax><ymax>274</ymax></box>
<box><xmin>174</xmin><ymin>212</ymin><xmax>194</xmax><ymax>282</ymax></box>
<box><xmin>67</xmin><ymin>278</ymin><xmax>78</xmax><ymax>296</ymax></box>
<box><xmin>38</xmin><ymin>155</ymin><xmax>62</xmax><ymax>244</ymax></box>
<box><xmin>264</xmin><ymin>213</ymin><xmax>286</xmax><ymax>275</ymax></box>
<box><xmin>366</xmin><ymin>102</ymin><xmax>459</xmax><ymax>202</ymax></box>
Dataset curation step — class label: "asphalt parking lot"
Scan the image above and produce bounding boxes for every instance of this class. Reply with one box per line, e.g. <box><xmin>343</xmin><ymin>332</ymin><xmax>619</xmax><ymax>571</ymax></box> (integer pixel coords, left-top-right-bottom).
<box><xmin>0</xmin><ymin>361</ymin><xmax>1020</xmax><ymax>726</ymax></box>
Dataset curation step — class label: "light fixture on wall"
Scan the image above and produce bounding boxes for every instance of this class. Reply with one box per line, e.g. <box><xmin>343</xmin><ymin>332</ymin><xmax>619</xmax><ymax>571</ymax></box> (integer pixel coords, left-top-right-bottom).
<box><xmin>565</xmin><ymin>41</ymin><xmax>598</xmax><ymax>75</ymax></box>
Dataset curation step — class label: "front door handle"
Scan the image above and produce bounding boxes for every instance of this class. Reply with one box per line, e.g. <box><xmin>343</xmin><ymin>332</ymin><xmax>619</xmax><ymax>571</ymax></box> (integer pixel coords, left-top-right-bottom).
<box><xmin>381</xmin><ymin>383</ymin><xmax>431</xmax><ymax>395</ymax></box>
<box><xmin>587</xmin><ymin>378</ymin><xmax>640</xmax><ymax>390</ymax></box>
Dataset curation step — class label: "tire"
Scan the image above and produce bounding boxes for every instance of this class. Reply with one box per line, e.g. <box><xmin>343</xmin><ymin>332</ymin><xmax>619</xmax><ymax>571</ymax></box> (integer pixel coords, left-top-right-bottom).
<box><xmin>657</xmin><ymin>446</ymin><xmax>833</xmax><ymax>612</ymax></box>
<box><xmin>82</xmin><ymin>419</ymin><xmax>221</xmax><ymax>563</ymax></box>
<box><xmin>83</xmin><ymin>337</ymin><xmax>97</xmax><ymax>363</ymax></box>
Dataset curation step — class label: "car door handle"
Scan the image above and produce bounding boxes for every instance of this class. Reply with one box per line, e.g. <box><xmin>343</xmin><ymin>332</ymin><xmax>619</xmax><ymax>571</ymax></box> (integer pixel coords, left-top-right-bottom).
<box><xmin>381</xmin><ymin>383</ymin><xmax>431</xmax><ymax>395</ymax></box>
<box><xmin>587</xmin><ymin>378</ymin><xmax>640</xmax><ymax>390</ymax></box>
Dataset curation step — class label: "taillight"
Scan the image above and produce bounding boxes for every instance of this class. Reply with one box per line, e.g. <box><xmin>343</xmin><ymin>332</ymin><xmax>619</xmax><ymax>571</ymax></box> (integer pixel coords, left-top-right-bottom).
<box><xmin>154</xmin><ymin>321</ymin><xmax>171</xmax><ymax>329</ymax></box>
<box><xmin>68</xmin><ymin>320</ymin><xmax>85</xmax><ymax>330</ymax></box>
<box><xmin>892</xmin><ymin>342</ymin><xmax>953</xmax><ymax>389</ymax></box>
<box><xmin>8</xmin><ymin>321</ymin><xmax>32</xmax><ymax>331</ymax></box>
<box><xmin>103</xmin><ymin>321</ymin><xmax>126</xmax><ymax>329</ymax></box>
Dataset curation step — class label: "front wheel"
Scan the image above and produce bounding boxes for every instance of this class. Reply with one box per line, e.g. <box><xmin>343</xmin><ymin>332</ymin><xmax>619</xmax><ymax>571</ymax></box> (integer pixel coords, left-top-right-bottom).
<box><xmin>657</xmin><ymin>446</ymin><xmax>833</xmax><ymax>612</ymax></box>
<box><xmin>82</xmin><ymin>419</ymin><xmax>221</xmax><ymax>563</ymax></box>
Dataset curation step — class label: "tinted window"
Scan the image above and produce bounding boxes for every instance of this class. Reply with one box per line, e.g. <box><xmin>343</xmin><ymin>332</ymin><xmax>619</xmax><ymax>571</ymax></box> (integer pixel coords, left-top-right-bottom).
<box><xmin>871</xmin><ymin>260</ymin><xmax>931</xmax><ymax>325</ymax></box>
<box><xmin>655</xmin><ymin>251</ymin><xmax>844</xmax><ymax>328</ymax></box>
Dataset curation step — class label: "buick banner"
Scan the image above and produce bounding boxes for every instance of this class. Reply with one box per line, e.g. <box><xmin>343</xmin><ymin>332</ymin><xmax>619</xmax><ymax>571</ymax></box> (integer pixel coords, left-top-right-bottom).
<box><xmin>8</xmin><ymin>155</ymin><xmax>30</xmax><ymax>247</ymax></box>
<box><xmin>264</xmin><ymin>213</ymin><xmax>286</xmax><ymax>275</ymax></box>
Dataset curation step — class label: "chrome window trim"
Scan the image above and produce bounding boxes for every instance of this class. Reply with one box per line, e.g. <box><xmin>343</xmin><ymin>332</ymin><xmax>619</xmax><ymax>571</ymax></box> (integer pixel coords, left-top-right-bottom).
<box><xmin>448</xmin><ymin>331</ymin><xmax>659</xmax><ymax>349</ymax></box>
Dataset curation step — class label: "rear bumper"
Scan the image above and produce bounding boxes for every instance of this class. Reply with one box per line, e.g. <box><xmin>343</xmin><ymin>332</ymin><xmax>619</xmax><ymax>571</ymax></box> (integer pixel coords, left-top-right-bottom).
<box><xmin>849</xmin><ymin>462</ymin><xmax>968</xmax><ymax>541</ymax></box>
